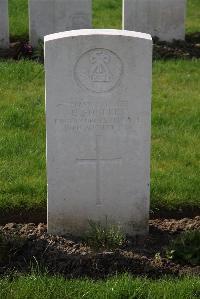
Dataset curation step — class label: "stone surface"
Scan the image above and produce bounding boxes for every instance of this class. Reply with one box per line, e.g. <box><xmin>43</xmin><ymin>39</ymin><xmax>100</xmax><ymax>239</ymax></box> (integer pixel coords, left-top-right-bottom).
<box><xmin>29</xmin><ymin>0</ymin><xmax>92</xmax><ymax>47</ymax></box>
<box><xmin>45</xmin><ymin>29</ymin><xmax>152</xmax><ymax>236</ymax></box>
<box><xmin>0</xmin><ymin>0</ymin><xmax>9</xmax><ymax>48</ymax></box>
<box><xmin>123</xmin><ymin>0</ymin><xmax>186</xmax><ymax>42</ymax></box>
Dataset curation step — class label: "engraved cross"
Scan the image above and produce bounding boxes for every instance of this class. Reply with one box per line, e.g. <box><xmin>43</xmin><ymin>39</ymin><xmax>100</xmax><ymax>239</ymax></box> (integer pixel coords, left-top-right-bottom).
<box><xmin>76</xmin><ymin>135</ymin><xmax>121</xmax><ymax>205</ymax></box>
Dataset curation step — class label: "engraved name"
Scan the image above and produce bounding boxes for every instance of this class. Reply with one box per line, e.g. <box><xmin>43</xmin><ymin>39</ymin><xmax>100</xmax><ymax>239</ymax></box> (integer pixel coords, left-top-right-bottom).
<box><xmin>55</xmin><ymin>101</ymin><xmax>130</xmax><ymax>132</ymax></box>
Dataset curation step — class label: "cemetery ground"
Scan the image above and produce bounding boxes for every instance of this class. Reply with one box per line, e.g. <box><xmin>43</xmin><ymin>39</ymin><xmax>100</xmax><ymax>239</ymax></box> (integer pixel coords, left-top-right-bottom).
<box><xmin>0</xmin><ymin>59</ymin><xmax>199</xmax><ymax>219</ymax></box>
<box><xmin>0</xmin><ymin>0</ymin><xmax>200</xmax><ymax>297</ymax></box>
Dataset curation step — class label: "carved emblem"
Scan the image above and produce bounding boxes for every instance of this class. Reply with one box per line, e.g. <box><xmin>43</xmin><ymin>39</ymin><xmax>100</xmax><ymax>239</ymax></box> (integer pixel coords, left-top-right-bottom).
<box><xmin>89</xmin><ymin>51</ymin><xmax>113</xmax><ymax>83</ymax></box>
<box><xmin>74</xmin><ymin>49</ymin><xmax>123</xmax><ymax>93</ymax></box>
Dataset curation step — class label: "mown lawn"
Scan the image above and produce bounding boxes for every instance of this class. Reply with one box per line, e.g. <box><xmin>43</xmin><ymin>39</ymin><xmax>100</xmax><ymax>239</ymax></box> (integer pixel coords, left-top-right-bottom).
<box><xmin>0</xmin><ymin>61</ymin><xmax>45</xmax><ymax>209</ymax></box>
<box><xmin>8</xmin><ymin>0</ymin><xmax>200</xmax><ymax>41</ymax></box>
<box><xmin>0</xmin><ymin>274</ymin><xmax>200</xmax><ymax>299</ymax></box>
<box><xmin>151</xmin><ymin>59</ymin><xmax>200</xmax><ymax>210</ymax></box>
<box><xmin>0</xmin><ymin>59</ymin><xmax>199</xmax><ymax>211</ymax></box>
<box><xmin>186</xmin><ymin>0</ymin><xmax>200</xmax><ymax>33</ymax></box>
<box><xmin>2</xmin><ymin>0</ymin><xmax>200</xmax><ymax>212</ymax></box>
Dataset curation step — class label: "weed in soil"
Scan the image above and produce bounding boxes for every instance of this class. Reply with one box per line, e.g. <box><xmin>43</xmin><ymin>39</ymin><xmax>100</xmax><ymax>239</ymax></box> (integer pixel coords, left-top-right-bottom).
<box><xmin>84</xmin><ymin>220</ymin><xmax>125</xmax><ymax>250</ymax></box>
<box><xmin>166</xmin><ymin>230</ymin><xmax>200</xmax><ymax>266</ymax></box>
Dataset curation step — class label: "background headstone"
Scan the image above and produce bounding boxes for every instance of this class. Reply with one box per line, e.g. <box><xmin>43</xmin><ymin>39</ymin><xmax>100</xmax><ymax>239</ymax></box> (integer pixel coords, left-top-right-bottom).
<box><xmin>123</xmin><ymin>0</ymin><xmax>186</xmax><ymax>42</ymax></box>
<box><xmin>0</xmin><ymin>0</ymin><xmax>9</xmax><ymax>48</ymax></box>
<box><xmin>45</xmin><ymin>29</ymin><xmax>152</xmax><ymax>236</ymax></box>
<box><xmin>29</xmin><ymin>0</ymin><xmax>92</xmax><ymax>47</ymax></box>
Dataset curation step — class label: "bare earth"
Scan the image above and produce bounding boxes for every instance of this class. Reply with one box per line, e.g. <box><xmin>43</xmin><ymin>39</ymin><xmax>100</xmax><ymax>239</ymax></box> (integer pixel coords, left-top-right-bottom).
<box><xmin>0</xmin><ymin>217</ymin><xmax>199</xmax><ymax>279</ymax></box>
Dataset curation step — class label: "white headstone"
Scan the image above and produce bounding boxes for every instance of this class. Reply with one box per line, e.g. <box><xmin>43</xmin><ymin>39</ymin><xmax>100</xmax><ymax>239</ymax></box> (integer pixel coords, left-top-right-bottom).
<box><xmin>0</xmin><ymin>0</ymin><xmax>9</xmax><ymax>48</ymax></box>
<box><xmin>45</xmin><ymin>29</ymin><xmax>152</xmax><ymax>236</ymax></box>
<box><xmin>29</xmin><ymin>0</ymin><xmax>92</xmax><ymax>47</ymax></box>
<box><xmin>123</xmin><ymin>0</ymin><xmax>186</xmax><ymax>42</ymax></box>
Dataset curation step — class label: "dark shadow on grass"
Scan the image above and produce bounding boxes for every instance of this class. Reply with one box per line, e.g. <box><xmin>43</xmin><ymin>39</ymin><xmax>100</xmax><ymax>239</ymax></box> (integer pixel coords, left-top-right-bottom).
<box><xmin>0</xmin><ymin>205</ymin><xmax>200</xmax><ymax>226</ymax></box>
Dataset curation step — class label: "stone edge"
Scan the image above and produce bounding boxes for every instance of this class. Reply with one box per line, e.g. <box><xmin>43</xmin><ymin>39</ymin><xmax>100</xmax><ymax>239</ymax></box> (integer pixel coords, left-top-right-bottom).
<box><xmin>44</xmin><ymin>29</ymin><xmax>152</xmax><ymax>42</ymax></box>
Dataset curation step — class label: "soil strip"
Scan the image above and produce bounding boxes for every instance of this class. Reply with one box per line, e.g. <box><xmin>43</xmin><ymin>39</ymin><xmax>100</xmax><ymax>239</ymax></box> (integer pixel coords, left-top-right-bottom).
<box><xmin>0</xmin><ymin>217</ymin><xmax>199</xmax><ymax>279</ymax></box>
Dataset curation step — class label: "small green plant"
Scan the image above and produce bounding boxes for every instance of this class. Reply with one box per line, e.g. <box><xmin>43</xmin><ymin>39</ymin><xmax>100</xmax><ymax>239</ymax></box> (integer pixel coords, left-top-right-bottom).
<box><xmin>32</xmin><ymin>39</ymin><xmax>44</xmax><ymax>63</ymax></box>
<box><xmin>153</xmin><ymin>252</ymin><xmax>163</xmax><ymax>267</ymax></box>
<box><xmin>85</xmin><ymin>219</ymin><xmax>125</xmax><ymax>250</ymax></box>
<box><xmin>166</xmin><ymin>230</ymin><xmax>200</xmax><ymax>266</ymax></box>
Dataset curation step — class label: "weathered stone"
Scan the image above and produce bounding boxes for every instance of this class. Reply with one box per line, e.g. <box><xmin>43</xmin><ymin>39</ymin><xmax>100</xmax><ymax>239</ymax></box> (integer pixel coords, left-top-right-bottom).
<box><xmin>0</xmin><ymin>0</ymin><xmax>9</xmax><ymax>48</ymax></box>
<box><xmin>45</xmin><ymin>29</ymin><xmax>152</xmax><ymax>236</ymax></box>
<box><xmin>29</xmin><ymin>0</ymin><xmax>92</xmax><ymax>47</ymax></box>
<box><xmin>123</xmin><ymin>0</ymin><xmax>186</xmax><ymax>42</ymax></box>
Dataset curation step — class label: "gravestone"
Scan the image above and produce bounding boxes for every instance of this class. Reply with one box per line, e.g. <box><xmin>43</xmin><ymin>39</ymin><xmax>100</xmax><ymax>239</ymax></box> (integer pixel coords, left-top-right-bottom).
<box><xmin>0</xmin><ymin>0</ymin><xmax>9</xmax><ymax>48</ymax></box>
<box><xmin>123</xmin><ymin>0</ymin><xmax>186</xmax><ymax>42</ymax></box>
<box><xmin>45</xmin><ymin>29</ymin><xmax>152</xmax><ymax>236</ymax></box>
<box><xmin>29</xmin><ymin>0</ymin><xmax>92</xmax><ymax>47</ymax></box>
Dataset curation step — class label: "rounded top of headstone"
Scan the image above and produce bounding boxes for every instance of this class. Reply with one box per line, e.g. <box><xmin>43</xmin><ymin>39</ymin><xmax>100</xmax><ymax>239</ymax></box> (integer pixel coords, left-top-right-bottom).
<box><xmin>44</xmin><ymin>29</ymin><xmax>152</xmax><ymax>43</ymax></box>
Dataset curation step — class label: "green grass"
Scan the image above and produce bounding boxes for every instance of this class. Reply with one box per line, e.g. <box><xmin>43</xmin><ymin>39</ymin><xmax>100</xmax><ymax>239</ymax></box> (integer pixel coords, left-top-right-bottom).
<box><xmin>7</xmin><ymin>0</ymin><xmax>200</xmax><ymax>41</ymax></box>
<box><xmin>186</xmin><ymin>0</ymin><xmax>200</xmax><ymax>33</ymax></box>
<box><xmin>0</xmin><ymin>59</ymin><xmax>199</xmax><ymax>211</ymax></box>
<box><xmin>9</xmin><ymin>0</ymin><xmax>29</xmax><ymax>41</ymax></box>
<box><xmin>151</xmin><ymin>59</ymin><xmax>200</xmax><ymax>210</ymax></box>
<box><xmin>167</xmin><ymin>230</ymin><xmax>200</xmax><ymax>266</ymax></box>
<box><xmin>1</xmin><ymin>0</ymin><xmax>200</xmax><ymax>212</ymax></box>
<box><xmin>0</xmin><ymin>60</ymin><xmax>46</xmax><ymax>209</ymax></box>
<box><xmin>0</xmin><ymin>274</ymin><xmax>199</xmax><ymax>299</ymax></box>
<box><xmin>93</xmin><ymin>0</ymin><xmax>122</xmax><ymax>29</ymax></box>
